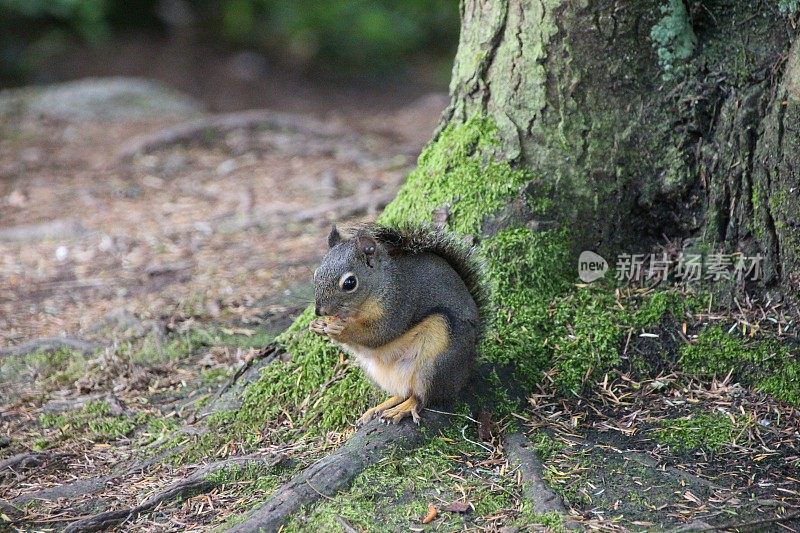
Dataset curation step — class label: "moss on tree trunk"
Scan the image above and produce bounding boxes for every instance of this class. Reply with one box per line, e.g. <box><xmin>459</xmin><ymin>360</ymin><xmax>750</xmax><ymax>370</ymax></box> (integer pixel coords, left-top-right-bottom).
<box><xmin>429</xmin><ymin>0</ymin><xmax>798</xmax><ymax>299</ymax></box>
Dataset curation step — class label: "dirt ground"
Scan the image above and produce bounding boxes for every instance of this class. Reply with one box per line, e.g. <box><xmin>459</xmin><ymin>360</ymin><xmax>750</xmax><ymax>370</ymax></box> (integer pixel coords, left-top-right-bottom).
<box><xmin>1</xmin><ymin>45</ymin><xmax>799</xmax><ymax>533</ymax></box>
<box><xmin>0</xmin><ymin>63</ymin><xmax>443</xmax><ymax>527</ymax></box>
<box><xmin>0</xmin><ymin>73</ymin><xmax>445</xmax><ymax>346</ymax></box>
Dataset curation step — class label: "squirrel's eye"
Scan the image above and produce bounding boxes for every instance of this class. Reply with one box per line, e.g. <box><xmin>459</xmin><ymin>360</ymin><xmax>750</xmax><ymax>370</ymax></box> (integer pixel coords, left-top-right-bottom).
<box><xmin>339</xmin><ymin>273</ymin><xmax>358</xmax><ymax>292</ymax></box>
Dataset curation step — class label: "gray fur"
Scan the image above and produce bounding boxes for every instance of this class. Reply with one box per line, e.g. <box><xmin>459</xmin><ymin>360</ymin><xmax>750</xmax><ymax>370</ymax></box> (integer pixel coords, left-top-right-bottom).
<box><xmin>314</xmin><ymin>224</ymin><xmax>482</xmax><ymax>406</ymax></box>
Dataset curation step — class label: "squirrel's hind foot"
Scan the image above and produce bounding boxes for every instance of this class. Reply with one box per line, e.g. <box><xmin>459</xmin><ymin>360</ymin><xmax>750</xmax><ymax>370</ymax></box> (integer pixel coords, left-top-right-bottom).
<box><xmin>381</xmin><ymin>396</ymin><xmax>421</xmax><ymax>425</ymax></box>
<box><xmin>356</xmin><ymin>395</ymin><xmax>404</xmax><ymax>427</ymax></box>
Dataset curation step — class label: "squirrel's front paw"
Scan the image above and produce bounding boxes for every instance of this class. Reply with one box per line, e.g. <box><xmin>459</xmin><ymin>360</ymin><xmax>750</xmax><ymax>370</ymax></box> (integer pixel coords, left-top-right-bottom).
<box><xmin>309</xmin><ymin>317</ymin><xmax>346</xmax><ymax>337</ymax></box>
<box><xmin>309</xmin><ymin>318</ymin><xmax>328</xmax><ymax>336</ymax></box>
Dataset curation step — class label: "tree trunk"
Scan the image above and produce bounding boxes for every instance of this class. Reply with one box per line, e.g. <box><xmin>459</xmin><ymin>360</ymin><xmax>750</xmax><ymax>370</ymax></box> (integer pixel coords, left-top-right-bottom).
<box><xmin>424</xmin><ymin>0</ymin><xmax>798</xmax><ymax>303</ymax></box>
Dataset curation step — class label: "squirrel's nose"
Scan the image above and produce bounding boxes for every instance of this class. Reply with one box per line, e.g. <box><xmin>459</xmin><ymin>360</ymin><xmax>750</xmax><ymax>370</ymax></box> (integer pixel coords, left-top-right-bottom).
<box><xmin>315</xmin><ymin>303</ymin><xmax>324</xmax><ymax>316</ymax></box>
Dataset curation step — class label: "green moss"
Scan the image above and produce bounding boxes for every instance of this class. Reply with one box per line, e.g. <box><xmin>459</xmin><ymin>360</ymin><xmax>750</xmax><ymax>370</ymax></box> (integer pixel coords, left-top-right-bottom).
<box><xmin>515</xmin><ymin>505</ymin><xmax>566</xmax><ymax>531</ymax></box>
<box><xmin>31</xmin><ymin>437</ymin><xmax>50</xmax><ymax>452</ymax></box>
<box><xmin>141</xmin><ymin>418</ymin><xmax>181</xmax><ymax>445</ymax></box>
<box><xmin>758</xmin><ymin>362</ymin><xmax>800</xmax><ymax>406</ymax></box>
<box><xmin>529</xmin><ymin>431</ymin><xmax>565</xmax><ymax>462</ymax></box>
<box><xmin>0</xmin><ymin>347</ymin><xmax>88</xmax><ymax>391</ymax></box>
<box><xmin>550</xmin><ymin>289</ymin><xmax>623</xmax><ymax>391</ymax></box>
<box><xmin>681</xmin><ymin>326</ymin><xmax>759</xmax><ymax>374</ymax></box>
<box><xmin>134</xmin><ymin>325</ymin><xmax>275</xmax><ymax>363</ymax></box>
<box><xmin>177</xmin><ymin>308</ymin><xmax>376</xmax><ymax>462</ymax></box>
<box><xmin>286</xmin><ymin>426</ymin><xmax>524</xmax><ymax>531</ymax></box>
<box><xmin>479</xmin><ymin>228</ymin><xmax>572</xmax><ymax>383</ymax></box>
<box><xmin>632</xmin><ymin>291</ymin><xmax>685</xmax><ymax>327</ymax></box>
<box><xmin>653</xmin><ymin>412</ymin><xmax>749</xmax><ymax>452</ymax></box>
<box><xmin>731</xmin><ymin>46</ymin><xmax>757</xmax><ymax>87</ymax></box>
<box><xmin>543</xmin><ymin>462</ymin><xmax>591</xmax><ymax>507</ymax></box>
<box><xmin>205</xmin><ymin>462</ymin><xmax>281</xmax><ymax>494</ymax></box>
<box><xmin>379</xmin><ymin>116</ymin><xmax>536</xmax><ymax>236</ymax></box>
<box><xmin>236</xmin><ymin>323</ymin><xmax>365</xmax><ymax>436</ymax></box>
<box><xmin>680</xmin><ymin>326</ymin><xmax>800</xmax><ymax>406</ymax></box>
<box><xmin>39</xmin><ymin>400</ymin><xmax>138</xmax><ymax>442</ymax></box>
<box><xmin>779</xmin><ymin>0</ymin><xmax>799</xmax><ymax>15</ymax></box>
<box><xmin>200</xmin><ymin>367</ymin><xmax>233</xmax><ymax>384</ymax></box>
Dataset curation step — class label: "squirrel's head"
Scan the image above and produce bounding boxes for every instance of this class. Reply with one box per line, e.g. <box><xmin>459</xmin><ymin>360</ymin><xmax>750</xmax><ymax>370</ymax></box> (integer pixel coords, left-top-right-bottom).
<box><xmin>313</xmin><ymin>225</ymin><xmax>388</xmax><ymax>319</ymax></box>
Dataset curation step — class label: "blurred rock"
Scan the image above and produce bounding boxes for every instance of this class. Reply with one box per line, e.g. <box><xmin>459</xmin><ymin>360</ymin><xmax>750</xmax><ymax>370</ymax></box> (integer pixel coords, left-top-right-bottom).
<box><xmin>162</xmin><ymin>152</ymin><xmax>187</xmax><ymax>175</ymax></box>
<box><xmin>216</xmin><ymin>158</ymin><xmax>237</xmax><ymax>176</ymax></box>
<box><xmin>155</xmin><ymin>0</ymin><xmax>196</xmax><ymax>28</ymax></box>
<box><xmin>229</xmin><ymin>51</ymin><xmax>268</xmax><ymax>82</ymax></box>
<box><xmin>0</xmin><ymin>219</ymin><xmax>87</xmax><ymax>242</ymax></box>
<box><xmin>55</xmin><ymin>246</ymin><xmax>69</xmax><ymax>262</ymax></box>
<box><xmin>0</xmin><ymin>77</ymin><xmax>203</xmax><ymax>122</ymax></box>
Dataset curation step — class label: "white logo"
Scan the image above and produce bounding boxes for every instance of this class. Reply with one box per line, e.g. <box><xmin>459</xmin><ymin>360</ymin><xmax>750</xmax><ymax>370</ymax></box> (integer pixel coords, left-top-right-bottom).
<box><xmin>578</xmin><ymin>251</ymin><xmax>608</xmax><ymax>283</ymax></box>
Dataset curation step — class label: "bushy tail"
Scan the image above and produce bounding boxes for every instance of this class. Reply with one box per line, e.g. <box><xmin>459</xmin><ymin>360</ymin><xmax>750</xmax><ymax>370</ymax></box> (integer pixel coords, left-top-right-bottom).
<box><xmin>363</xmin><ymin>223</ymin><xmax>489</xmax><ymax>337</ymax></box>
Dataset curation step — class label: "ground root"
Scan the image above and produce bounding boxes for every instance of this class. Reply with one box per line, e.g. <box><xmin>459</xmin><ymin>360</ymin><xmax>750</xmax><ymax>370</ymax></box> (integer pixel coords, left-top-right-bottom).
<box><xmin>503</xmin><ymin>432</ymin><xmax>580</xmax><ymax>529</ymax></box>
<box><xmin>0</xmin><ymin>452</ymin><xmax>51</xmax><ymax>478</ymax></box>
<box><xmin>289</xmin><ymin>189</ymin><xmax>396</xmax><ymax>224</ymax></box>
<box><xmin>0</xmin><ymin>337</ymin><xmax>101</xmax><ymax>358</ymax></box>
<box><xmin>60</xmin><ymin>454</ymin><xmax>282</xmax><ymax>533</ymax></box>
<box><xmin>11</xmin><ymin>444</ymin><xmax>184</xmax><ymax>505</ymax></box>
<box><xmin>228</xmin><ymin>410</ymin><xmax>450</xmax><ymax>533</ymax></box>
<box><xmin>117</xmin><ymin>109</ymin><xmax>347</xmax><ymax>160</ymax></box>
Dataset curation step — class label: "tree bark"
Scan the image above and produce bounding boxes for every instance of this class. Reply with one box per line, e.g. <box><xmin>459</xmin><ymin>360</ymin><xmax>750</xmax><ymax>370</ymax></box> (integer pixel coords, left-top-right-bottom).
<box><xmin>442</xmin><ymin>0</ymin><xmax>798</xmax><ymax>303</ymax></box>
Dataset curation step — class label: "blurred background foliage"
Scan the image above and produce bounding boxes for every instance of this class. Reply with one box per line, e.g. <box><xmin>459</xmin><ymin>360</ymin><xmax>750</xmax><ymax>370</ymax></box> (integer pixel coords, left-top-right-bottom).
<box><xmin>0</xmin><ymin>0</ymin><xmax>460</xmax><ymax>85</ymax></box>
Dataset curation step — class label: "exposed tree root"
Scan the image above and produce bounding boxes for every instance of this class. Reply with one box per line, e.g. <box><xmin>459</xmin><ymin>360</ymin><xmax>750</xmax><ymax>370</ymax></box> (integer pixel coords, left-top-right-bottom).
<box><xmin>42</xmin><ymin>393</ymin><xmax>131</xmax><ymax>416</ymax></box>
<box><xmin>11</xmin><ymin>444</ymin><xmax>184</xmax><ymax>505</ymax></box>
<box><xmin>0</xmin><ymin>337</ymin><xmax>101</xmax><ymax>358</ymax></box>
<box><xmin>503</xmin><ymin>433</ymin><xmax>570</xmax><ymax>516</ymax></box>
<box><xmin>196</xmin><ymin>345</ymin><xmax>281</xmax><ymax>420</ymax></box>
<box><xmin>60</xmin><ymin>454</ymin><xmax>281</xmax><ymax>533</ymax></box>
<box><xmin>290</xmin><ymin>189</ymin><xmax>397</xmax><ymax>224</ymax></box>
<box><xmin>117</xmin><ymin>109</ymin><xmax>345</xmax><ymax>160</ymax></box>
<box><xmin>228</xmin><ymin>411</ymin><xmax>450</xmax><ymax>533</ymax></box>
<box><xmin>0</xmin><ymin>499</ymin><xmax>22</xmax><ymax>519</ymax></box>
<box><xmin>0</xmin><ymin>452</ymin><xmax>50</xmax><ymax>478</ymax></box>
<box><xmin>15</xmin><ymin>477</ymin><xmax>109</xmax><ymax>508</ymax></box>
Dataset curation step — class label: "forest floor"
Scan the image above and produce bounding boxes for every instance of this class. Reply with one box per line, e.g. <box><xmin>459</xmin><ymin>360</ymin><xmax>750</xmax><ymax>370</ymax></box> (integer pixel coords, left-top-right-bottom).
<box><xmin>1</xmin><ymin>74</ymin><xmax>799</xmax><ymax>533</ymax></box>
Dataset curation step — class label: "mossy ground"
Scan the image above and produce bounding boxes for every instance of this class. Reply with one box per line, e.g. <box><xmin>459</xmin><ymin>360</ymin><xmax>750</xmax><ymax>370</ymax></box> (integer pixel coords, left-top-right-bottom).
<box><xmin>133</xmin><ymin>323</ymin><xmax>277</xmax><ymax>364</ymax></box>
<box><xmin>0</xmin><ymin>347</ymin><xmax>92</xmax><ymax>396</ymax></box>
<box><xmin>285</xmin><ymin>425</ymin><xmax>567</xmax><ymax>532</ymax></box>
<box><xmin>653</xmin><ymin>412</ymin><xmax>750</xmax><ymax>452</ymax></box>
<box><xmin>247</xmin><ymin>111</ymin><xmax>798</xmax><ymax>530</ymax></box>
<box><xmin>36</xmin><ymin>400</ymin><xmax>140</xmax><ymax>448</ymax></box>
<box><xmin>151</xmin><ymin>119</ymin><xmax>792</xmax><ymax>530</ymax></box>
<box><xmin>681</xmin><ymin>326</ymin><xmax>800</xmax><ymax>406</ymax></box>
<box><xmin>0</xmin><ymin>321</ymin><xmax>279</xmax><ymax>460</ymax></box>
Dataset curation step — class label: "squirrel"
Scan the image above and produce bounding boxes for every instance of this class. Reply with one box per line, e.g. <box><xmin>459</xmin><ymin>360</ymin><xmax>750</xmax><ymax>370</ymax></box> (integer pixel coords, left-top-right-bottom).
<box><xmin>309</xmin><ymin>223</ymin><xmax>486</xmax><ymax>425</ymax></box>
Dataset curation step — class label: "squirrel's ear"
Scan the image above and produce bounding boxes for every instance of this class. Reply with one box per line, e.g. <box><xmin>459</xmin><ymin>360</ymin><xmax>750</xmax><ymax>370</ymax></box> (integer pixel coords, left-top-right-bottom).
<box><xmin>327</xmin><ymin>225</ymin><xmax>343</xmax><ymax>248</ymax></box>
<box><xmin>356</xmin><ymin>232</ymin><xmax>379</xmax><ymax>267</ymax></box>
